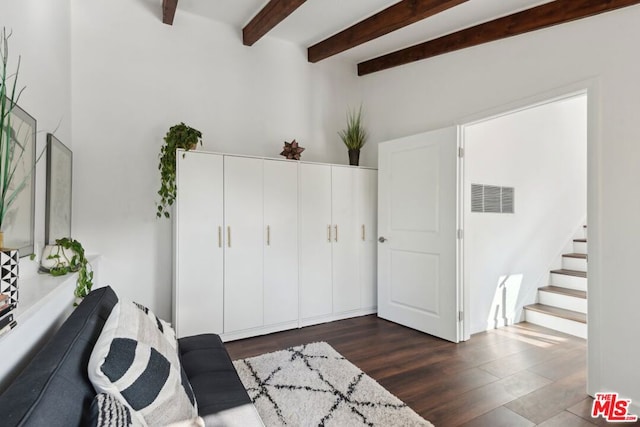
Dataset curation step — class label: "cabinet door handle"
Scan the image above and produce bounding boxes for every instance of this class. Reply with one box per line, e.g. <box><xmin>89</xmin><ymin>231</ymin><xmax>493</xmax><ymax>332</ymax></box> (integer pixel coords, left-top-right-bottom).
<box><xmin>218</xmin><ymin>226</ymin><xmax>222</xmax><ymax>248</ymax></box>
<box><xmin>267</xmin><ymin>225</ymin><xmax>271</xmax><ymax>246</ymax></box>
<box><xmin>327</xmin><ymin>225</ymin><xmax>331</xmax><ymax>242</ymax></box>
<box><xmin>334</xmin><ymin>225</ymin><xmax>338</xmax><ymax>242</ymax></box>
<box><xmin>227</xmin><ymin>226</ymin><xmax>231</xmax><ymax>248</ymax></box>
<box><xmin>362</xmin><ymin>224</ymin><xmax>365</xmax><ymax>241</ymax></box>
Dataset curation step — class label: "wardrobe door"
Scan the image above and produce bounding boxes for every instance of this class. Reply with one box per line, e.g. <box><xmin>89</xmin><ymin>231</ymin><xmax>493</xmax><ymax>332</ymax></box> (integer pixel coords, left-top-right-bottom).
<box><xmin>331</xmin><ymin>166</ymin><xmax>360</xmax><ymax>313</ymax></box>
<box><xmin>174</xmin><ymin>151</ymin><xmax>224</xmax><ymax>337</ymax></box>
<box><xmin>299</xmin><ymin>163</ymin><xmax>332</xmax><ymax>319</ymax></box>
<box><xmin>224</xmin><ymin>156</ymin><xmax>264</xmax><ymax>333</ymax></box>
<box><xmin>263</xmin><ymin>160</ymin><xmax>298</xmax><ymax>326</ymax></box>
<box><xmin>357</xmin><ymin>168</ymin><xmax>378</xmax><ymax>310</ymax></box>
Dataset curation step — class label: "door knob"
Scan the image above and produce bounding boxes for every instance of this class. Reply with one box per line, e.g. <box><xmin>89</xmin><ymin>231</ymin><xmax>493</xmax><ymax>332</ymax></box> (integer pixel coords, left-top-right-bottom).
<box><xmin>378</xmin><ymin>236</ymin><xmax>387</xmax><ymax>243</ymax></box>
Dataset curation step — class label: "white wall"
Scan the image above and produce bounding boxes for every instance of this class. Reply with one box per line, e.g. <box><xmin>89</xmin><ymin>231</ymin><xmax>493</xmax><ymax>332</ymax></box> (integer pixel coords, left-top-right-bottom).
<box><xmin>464</xmin><ymin>95</ymin><xmax>587</xmax><ymax>334</ymax></box>
<box><xmin>0</xmin><ymin>0</ymin><xmax>71</xmax><ymax>386</ymax></box>
<box><xmin>362</xmin><ymin>5</ymin><xmax>640</xmax><ymax>411</ymax></box>
<box><xmin>70</xmin><ymin>0</ymin><xmax>362</xmax><ymax>320</ymax></box>
<box><xmin>0</xmin><ymin>0</ymin><xmax>72</xmax><ymax>276</ymax></box>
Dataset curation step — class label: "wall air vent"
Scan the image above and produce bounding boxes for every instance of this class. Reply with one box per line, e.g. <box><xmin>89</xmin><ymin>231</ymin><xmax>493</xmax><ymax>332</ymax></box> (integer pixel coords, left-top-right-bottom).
<box><xmin>471</xmin><ymin>184</ymin><xmax>515</xmax><ymax>214</ymax></box>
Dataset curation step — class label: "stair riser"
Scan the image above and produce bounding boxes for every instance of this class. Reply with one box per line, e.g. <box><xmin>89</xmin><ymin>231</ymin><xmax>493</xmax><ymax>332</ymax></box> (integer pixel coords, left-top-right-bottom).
<box><xmin>573</xmin><ymin>241</ymin><xmax>587</xmax><ymax>254</ymax></box>
<box><xmin>525</xmin><ymin>310</ymin><xmax>587</xmax><ymax>339</ymax></box>
<box><xmin>538</xmin><ymin>291</ymin><xmax>587</xmax><ymax>314</ymax></box>
<box><xmin>562</xmin><ymin>257</ymin><xmax>587</xmax><ymax>272</ymax></box>
<box><xmin>550</xmin><ymin>273</ymin><xmax>587</xmax><ymax>291</ymax></box>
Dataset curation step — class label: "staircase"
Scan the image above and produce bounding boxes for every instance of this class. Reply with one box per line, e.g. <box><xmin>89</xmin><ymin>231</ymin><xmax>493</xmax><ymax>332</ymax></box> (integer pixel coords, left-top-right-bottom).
<box><xmin>524</xmin><ymin>226</ymin><xmax>587</xmax><ymax>339</ymax></box>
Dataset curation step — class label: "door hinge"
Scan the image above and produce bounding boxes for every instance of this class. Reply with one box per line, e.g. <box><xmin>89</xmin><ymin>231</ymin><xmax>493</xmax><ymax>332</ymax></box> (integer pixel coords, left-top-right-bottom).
<box><xmin>457</xmin><ymin>229</ymin><xmax>463</xmax><ymax>239</ymax></box>
<box><xmin>458</xmin><ymin>147</ymin><xmax>464</xmax><ymax>158</ymax></box>
<box><xmin>458</xmin><ymin>311</ymin><xmax>464</xmax><ymax>322</ymax></box>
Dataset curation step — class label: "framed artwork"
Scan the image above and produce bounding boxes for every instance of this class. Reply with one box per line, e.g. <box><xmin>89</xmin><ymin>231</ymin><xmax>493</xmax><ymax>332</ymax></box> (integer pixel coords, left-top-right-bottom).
<box><xmin>45</xmin><ymin>133</ymin><xmax>72</xmax><ymax>244</ymax></box>
<box><xmin>3</xmin><ymin>102</ymin><xmax>36</xmax><ymax>256</ymax></box>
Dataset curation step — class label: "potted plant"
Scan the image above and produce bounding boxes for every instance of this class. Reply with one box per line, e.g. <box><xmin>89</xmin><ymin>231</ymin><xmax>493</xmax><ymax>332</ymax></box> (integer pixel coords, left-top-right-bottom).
<box><xmin>338</xmin><ymin>106</ymin><xmax>368</xmax><ymax>166</ymax></box>
<box><xmin>0</xmin><ymin>28</ymin><xmax>43</xmax><ymax>305</ymax></box>
<box><xmin>41</xmin><ymin>237</ymin><xmax>93</xmax><ymax>304</ymax></box>
<box><xmin>1</xmin><ymin>28</ymin><xmax>28</xmax><ymax>248</ymax></box>
<box><xmin>156</xmin><ymin>122</ymin><xmax>202</xmax><ymax>218</ymax></box>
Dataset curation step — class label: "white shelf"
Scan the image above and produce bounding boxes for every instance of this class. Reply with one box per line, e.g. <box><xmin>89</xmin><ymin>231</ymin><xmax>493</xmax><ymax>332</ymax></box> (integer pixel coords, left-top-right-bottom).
<box><xmin>12</xmin><ymin>255</ymin><xmax>101</xmax><ymax>323</ymax></box>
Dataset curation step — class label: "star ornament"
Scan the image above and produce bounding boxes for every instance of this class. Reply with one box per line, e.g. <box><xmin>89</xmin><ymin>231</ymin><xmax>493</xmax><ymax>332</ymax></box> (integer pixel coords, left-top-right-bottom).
<box><xmin>280</xmin><ymin>139</ymin><xmax>305</xmax><ymax>160</ymax></box>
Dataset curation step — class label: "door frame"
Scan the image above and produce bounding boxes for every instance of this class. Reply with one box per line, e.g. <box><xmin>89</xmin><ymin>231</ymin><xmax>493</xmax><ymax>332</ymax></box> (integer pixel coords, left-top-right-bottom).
<box><xmin>456</xmin><ymin>78</ymin><xmax>599</xmax><ymax>342</ymax></box>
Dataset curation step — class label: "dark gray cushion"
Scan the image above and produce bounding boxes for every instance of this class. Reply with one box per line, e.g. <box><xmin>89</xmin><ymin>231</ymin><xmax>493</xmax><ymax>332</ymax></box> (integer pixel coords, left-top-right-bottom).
<box><xmin>0</xmin><ymin>286</ymin><xmax>118</xmax><ymax>427</ymax></box>
<box><xmin>178</xmin><ymin>334</ymin><xmax>251</xmax><ymax>416</ymax></box>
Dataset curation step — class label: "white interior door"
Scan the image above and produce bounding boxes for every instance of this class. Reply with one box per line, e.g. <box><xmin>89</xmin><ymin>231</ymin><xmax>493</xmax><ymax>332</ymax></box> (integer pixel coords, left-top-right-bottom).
<box><xmin>224</xmin><ymin>156</ymin><xmax>264</xmax><ymax>333</ymax></box>
<box><xmin>378</xmin><ymin>126</ymin><xmax>460</xmax><ymax>343</ymax></box>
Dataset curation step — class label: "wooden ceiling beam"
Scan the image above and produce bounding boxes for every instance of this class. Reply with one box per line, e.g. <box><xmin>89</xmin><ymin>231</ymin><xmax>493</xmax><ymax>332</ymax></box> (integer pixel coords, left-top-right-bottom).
<box><xmin>308</xmin><ymin>0</ymin><xmax>468</xmax><ymax>63</ymax></box>
<box><xmin>162</xmin><ymin>0</ymin><xmax>178</xmax><ymax>25</ymax></box>
<box><xmin>358</xmin><ymin>0</ymin><xmax>640</xmax><ymax>75</ymax></box>
<box><xmin>243</xmin><ymin>0</ymin><xmax>307</xmax><ymax>46</ymax></box>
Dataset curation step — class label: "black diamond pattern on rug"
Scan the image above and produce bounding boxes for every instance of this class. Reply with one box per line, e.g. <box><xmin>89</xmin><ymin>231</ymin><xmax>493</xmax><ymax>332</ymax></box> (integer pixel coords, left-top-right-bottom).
<box><xmin>234</xmin><ymin>342</ymin><xmax>432</xmax><ymax>427</ymax></box>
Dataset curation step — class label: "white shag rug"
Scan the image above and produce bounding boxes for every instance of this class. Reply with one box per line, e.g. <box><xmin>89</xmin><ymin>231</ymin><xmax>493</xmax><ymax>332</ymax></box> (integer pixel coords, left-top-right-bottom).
<box><xmin>233</xmin><ymin>342</ymin><xmax>433</xmax><ymax>427</ymax></box>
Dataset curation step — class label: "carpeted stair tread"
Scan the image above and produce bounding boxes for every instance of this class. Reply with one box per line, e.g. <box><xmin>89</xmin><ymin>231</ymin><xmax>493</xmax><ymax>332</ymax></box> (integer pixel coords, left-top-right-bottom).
<box><xmin>538</xmin><ymin>286</ymin><xmax>586</xmax><ymax>299</ymax></box>
<box><xmin>525</xmin><ymin>303</ymin><xmax>586</xmax><ymax>324</ymax></box>
<box><xmin>551</xmin><ymin>268</ymin><xmax>587</xmax><ymax>278</ymax></box>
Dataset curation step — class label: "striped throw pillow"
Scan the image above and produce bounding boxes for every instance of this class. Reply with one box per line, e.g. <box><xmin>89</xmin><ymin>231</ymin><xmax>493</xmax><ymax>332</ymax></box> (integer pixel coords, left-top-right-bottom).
<box><xmin>91</xmin><ymin>393</ymin><xmax>144</xmax><ymax>427</ymax></box>
<box><xmin>88</xmin><ymin>301</ymin><xmax>198</xmax><ymax>426</ymax></box>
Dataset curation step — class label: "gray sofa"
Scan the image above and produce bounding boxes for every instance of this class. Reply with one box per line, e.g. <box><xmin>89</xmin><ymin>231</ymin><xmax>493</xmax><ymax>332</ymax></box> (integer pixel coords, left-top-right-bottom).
<box><xmin>0</xmin><ymin>286</ymin><xmax>261</xmax><ymax>426</ymax></box>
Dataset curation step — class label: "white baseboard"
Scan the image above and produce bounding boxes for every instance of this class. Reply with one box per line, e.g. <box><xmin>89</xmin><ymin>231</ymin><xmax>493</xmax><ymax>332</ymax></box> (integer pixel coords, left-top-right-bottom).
<box><xmin>299</xmin><ymin>308</ymin><xmax>377</xmax><ymax>328</ymax></box>
<box><xmin>220</xmin><ymin>308</ymin><xmax>378</xmax><ymax>342</ymax></box>
<box><xmin>221</xmin><ymin>321</ymin><xmax>299</xmax><ymax>342</ymax></box>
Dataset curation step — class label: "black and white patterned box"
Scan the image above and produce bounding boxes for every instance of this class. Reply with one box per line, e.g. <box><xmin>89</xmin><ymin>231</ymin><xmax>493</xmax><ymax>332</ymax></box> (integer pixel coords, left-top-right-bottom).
<box><xmin>0</xmin><ymin>249</ymin><xmax>19</xmax><ymax>306</ymax></box>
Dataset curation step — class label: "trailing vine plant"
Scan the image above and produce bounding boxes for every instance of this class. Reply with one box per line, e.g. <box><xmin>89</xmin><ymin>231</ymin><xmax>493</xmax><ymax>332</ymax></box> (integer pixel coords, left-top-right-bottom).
<box><xmin>46</xmin><ymin>237</ymin><xmax>94</xmax><ymax>303</ymax></box>
<box><xmin>157</xmin><ymin>122</ymin><xmax>202</xmax><ymax>219</ymax></box>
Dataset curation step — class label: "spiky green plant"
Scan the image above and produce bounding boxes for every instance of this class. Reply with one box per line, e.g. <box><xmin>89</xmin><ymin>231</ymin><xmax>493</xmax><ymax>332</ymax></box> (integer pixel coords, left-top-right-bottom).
<box><xmin>0</xmin><ymin>28</ymin><xmax>42</xmax><ymax>244</ymax></box>
<box><xmin>338</xmin><ymin>106</ymin><xmax>368</xmax><ymax>150</ymax></box>
<box><xmin>0</xmin><ymin>28</ymin><xmax>25</xmax><ymax>234</ymax></box>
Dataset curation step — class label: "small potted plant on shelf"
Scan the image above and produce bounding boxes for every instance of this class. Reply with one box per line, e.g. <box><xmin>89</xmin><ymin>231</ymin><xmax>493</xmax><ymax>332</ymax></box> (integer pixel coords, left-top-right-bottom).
<box><xmin>338</xmin><ymin>105</ymin><xmax>368</xmax><ymax>166</ymax></box>
<box><xmin>41</xmin><ymin>237</ymin><xmax>94</xmax><ymax>305</ymax></box>
<box><xmin>156</xmin><ymin>122</ymin><xmax>202</xmax><ymax>219</ymax></box>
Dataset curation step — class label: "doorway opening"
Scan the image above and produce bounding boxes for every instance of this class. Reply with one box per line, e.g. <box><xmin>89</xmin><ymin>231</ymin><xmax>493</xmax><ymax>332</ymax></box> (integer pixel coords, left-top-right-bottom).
<box><xmin>461</xmin><ymin>93</ymin><xmax>588</xmax><ymax>340</ymax></box>
<box><xmin>376</xmin><ymin>86</ymin><xmax>593</xmax><ymax>347</ymax></box>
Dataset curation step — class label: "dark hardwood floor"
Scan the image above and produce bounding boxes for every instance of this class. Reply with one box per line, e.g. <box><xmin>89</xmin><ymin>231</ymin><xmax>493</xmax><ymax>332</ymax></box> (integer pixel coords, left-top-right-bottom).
<box><xmin>225</xmin><ymin>315</ymin><xmax>633</xmax><ymax>426</ymax></box>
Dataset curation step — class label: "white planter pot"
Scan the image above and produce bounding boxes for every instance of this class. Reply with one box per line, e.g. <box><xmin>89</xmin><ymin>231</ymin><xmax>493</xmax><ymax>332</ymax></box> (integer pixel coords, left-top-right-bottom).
<box><xmin>40</xmin><ymin>245</ymin><xmax>77</xmax><ymax>270</ymax></box>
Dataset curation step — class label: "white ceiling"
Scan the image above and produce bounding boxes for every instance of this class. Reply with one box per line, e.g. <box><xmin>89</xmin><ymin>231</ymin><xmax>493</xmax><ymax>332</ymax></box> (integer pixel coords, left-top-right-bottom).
<box><xmin>178</xmin><ymin>0</ymin><xmax>556</xmax><ymax>63</ymax></box>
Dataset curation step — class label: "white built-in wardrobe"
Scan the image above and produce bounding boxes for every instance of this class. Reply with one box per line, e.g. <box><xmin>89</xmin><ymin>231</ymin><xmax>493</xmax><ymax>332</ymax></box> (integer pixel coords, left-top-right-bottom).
<box><xmin>173</xmin><ymin>150</ymin><xmax>377</xmax><ymax>341</ymax></box>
